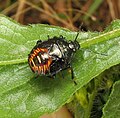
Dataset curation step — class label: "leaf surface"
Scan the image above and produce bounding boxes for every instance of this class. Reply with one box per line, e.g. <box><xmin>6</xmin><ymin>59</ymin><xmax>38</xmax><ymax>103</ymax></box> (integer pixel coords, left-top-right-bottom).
<box><xmin>102</xmin><ymin>81</ymin><xmax>120</xmax><ymax>118</ymax></box>
<box><xmin>0</xmin><ymin>15</ymin><xmax>120</xmax><ymax>118</ymax></box>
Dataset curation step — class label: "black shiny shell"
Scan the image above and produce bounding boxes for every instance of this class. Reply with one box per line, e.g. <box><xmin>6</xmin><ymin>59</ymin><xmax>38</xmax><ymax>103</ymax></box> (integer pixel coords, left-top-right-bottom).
<box><xmin>28</xmin><ymin>35</ymin><xmax>80</xmax><ymax>76</ymax></box>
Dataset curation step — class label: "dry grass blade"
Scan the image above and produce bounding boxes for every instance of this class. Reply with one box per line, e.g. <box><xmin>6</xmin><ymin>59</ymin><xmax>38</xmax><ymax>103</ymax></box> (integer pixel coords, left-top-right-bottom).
<box><xmin>107</xmin><ymin>0</ymin><xmax>120</xmax><ymax>19</ymax></box>
<box><xmin>24</xmin><ymin>1</ymin><xmax>76</xmax><ymax>30</ymax></box>
<box><xmin>1</xmin><ymin>1</ymin><xmax>18</xmax><ymax>15</ymax></box>
<box><xmin>15</xmin><ymin>0</ymin><xmax>26</xmax><ymax>23</ymax></box>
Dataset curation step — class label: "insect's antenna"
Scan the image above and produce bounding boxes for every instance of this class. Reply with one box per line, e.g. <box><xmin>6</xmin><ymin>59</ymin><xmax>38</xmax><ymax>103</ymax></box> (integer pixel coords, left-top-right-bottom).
<box><xmin>74</xmin><ymin>32</ymin><xmax>80</xmax><ymax>41</ymax></box>
<box><xmin>74</xmin><ymin>22</ymin><xmax>83</xmax><ymax>41</ymax></box>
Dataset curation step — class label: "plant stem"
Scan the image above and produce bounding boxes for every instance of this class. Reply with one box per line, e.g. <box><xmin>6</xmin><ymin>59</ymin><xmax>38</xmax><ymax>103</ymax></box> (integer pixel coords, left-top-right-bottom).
<box><xmin>84</xmin><ymin>88</ymin><xmax>97</xmax><ymax>118</ymax></box>
<box><xmin>81</xmin><ymin>28</ymin><xmax>120</xmax><ymax>48</ymax></box>
<box><xmin>84</xmin><ymin>76</ymin><xmax>103</xmax><ymax>118</ymax></box>
<box><xmin>0</xmin><ymin>58</ymin><xmax>27</xmax><ymax>66</ymax></box>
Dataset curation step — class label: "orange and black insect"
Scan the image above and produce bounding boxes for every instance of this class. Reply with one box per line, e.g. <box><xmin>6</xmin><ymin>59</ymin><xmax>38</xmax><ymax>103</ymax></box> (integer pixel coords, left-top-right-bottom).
<box><xmin>28</xmin><ymin>34</ymin><xmax>80</xmax><ymax>79</ymax></box>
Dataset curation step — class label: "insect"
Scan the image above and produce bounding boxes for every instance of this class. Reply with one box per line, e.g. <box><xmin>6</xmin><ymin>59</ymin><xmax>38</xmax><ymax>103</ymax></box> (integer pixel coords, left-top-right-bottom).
<box><xmin>28</xmin><ymin>33</ymin><xmax>80</xmax><ymax>82</ymax></box>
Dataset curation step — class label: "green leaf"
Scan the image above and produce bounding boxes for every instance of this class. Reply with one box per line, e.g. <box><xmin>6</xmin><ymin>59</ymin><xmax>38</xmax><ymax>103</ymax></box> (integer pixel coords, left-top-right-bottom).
<box><xmin>0</xmin><ymin>15</ymin><xmax>120</xmax><ymax>118</ymax></box>
<box><xmin>102</xmin><ymin>80</ymin><xmax>120</xmax><ymax>118</ymax></box>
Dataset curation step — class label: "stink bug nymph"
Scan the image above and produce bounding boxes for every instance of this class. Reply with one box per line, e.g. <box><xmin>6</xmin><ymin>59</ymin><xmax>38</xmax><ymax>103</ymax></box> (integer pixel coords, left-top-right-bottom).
<box><xmin>28</xmin><ymin>33</ymin><xmax>80</xmax><ymax>82</ymax></box>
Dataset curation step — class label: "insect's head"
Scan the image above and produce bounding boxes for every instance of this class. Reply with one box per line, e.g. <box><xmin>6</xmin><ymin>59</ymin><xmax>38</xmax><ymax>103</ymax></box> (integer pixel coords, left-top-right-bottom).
<box><xmin>69</xmin><ymin>32</ymin><xmax>80</xmax><ymax>52</ymax></box>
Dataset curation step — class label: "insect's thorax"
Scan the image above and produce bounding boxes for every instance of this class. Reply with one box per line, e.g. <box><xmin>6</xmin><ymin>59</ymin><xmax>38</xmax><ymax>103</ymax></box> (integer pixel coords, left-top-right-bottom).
<box><xmin>45</xmin><ymin>39</ymin><xmax>74</xmax><ymax>75</ymax></box>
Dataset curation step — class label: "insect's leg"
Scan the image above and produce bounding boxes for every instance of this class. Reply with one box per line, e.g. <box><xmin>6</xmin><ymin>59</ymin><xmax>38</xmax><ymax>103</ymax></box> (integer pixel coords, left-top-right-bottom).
<box><xmin>60</xmin><ymin>65</ymin><xmax>77</xmax><ymax>85</ymax></box>
<box><xmin>47</xmin><ymin>35</ymin><xmax>50</xmax><ymax>39</ymax></box>
<box><xmin>37</xmin><ymin>40</ymin><xmax>42</xmax><ymax>44</ymax></box>
<box><xmin>47</xmin><ymin>74</ymin><xmax>56</xmax><ymax>79</ymax></box>
<box><xmin>59</xmin><ymin>35</ymin><xmax>64</xmax><ymax>38</ymax></box>
<box><xmin>69</xmin><ymin>65</ymin><xmax>77</xmax><ymax>85</ymax></box>
<box><xmin>53</xmin><ymin>74</ymin><xmax>56</xmax><ymax>79</ymax></box>
<box><xmin>60</xmin><ymin>71</ymin><xmax>64</xmax><ymax>79</ymax></box>
<box><xmin>51</xmin><ymin>74</ymin><xmax>56</xmax><ymax>79</ymax></box>
<box><xmin>35</xmin><ymin>75</ymin><xmax>39</xmax><ymax>79</ymax></box>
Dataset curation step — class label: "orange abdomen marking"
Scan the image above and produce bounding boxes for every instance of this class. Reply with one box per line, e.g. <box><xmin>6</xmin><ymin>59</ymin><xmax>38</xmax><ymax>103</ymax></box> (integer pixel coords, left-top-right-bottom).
<box><xmin>28</xmin><ymin>48</ymin><xmax>52</xmax><ymax>75</ymax></box>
